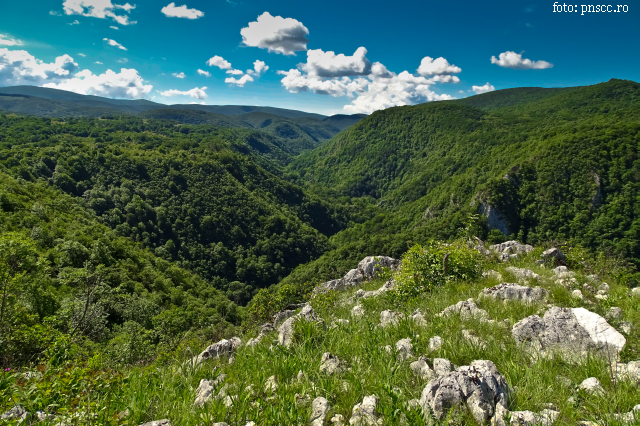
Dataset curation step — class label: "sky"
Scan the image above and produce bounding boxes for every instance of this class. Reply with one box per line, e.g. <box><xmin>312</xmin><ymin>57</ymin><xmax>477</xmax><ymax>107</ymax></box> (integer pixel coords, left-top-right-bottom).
<box><xmin>0</xmin><ymin>0</ymin><xmax>637</xmax><ymax>115</ymax></box>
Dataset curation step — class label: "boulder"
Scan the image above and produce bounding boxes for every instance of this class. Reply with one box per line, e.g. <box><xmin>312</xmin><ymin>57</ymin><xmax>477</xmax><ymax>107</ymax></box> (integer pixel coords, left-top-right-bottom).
<box><xmin>433</xmin><ymin>358</ymin><xmax>453</xmax><ymax>377</ymax></box>
<box><xmin>139</xmin><ymin>421</ymin><xmax>172</xmax><ymax>426</ymax></box>
<box><xmin>552</xmin><ymin>266</ymin><xmax>576</xmax><ymax>279</ymax></box>
<box><xmin>572</xmin><ymin>290</ymin><xmax>584</xmax><ymax>299</ymax></box>
<box><xmin>349</xmin><ymin>395</ymin><xmax>383</xmax><ymax>426</ymax></box>
<box><xmin>606</xmin><ymin>307</ymin><xmax>623</xmax><ymax>321</ymax></box>
<box><xmin>278</xmin><ymin>305</ymin><xmax>323</xmax><ymax>347</ymax></box>
<box><xmin>190</xmin><ymin>337</ymin><xmax>241</xmax><ymax>367</ymax></box>
<box><xmin>194</xmin><ymin>379</ymin><xmax>215</xmax><ymax>407</ymax></box>
<box><xmin>1</xmin><ymin>406</ymin><xmax>28</xmax><ymax>422</ymax></box>
<box><xmin>320</xmin><ymin>352</ymin><xmax>343</xmax><ymax>375</ymax></box>
<box><xmin>505</xmin><ymin>267</ymin><xmax>540</xmax><ymax>281</ymax></box>
<box><xmin>541</xmin><ymin>248</ymin><xmax>566</xmax><ymax>263</ymax></box>
<box><xmin>614</xmin><ymin>361</ymin><xmax>640</xmax><ymax>383</ymax></box>
<box><xmin>489</xmin><ymin>241</ymin><xmax>534</xmax><ymax>255</ymax></box>
<box><xmin>411</xmin><ymin>309</ymin><xmax>427</xmax><ymax>327</ymax></box>
<box><xmin>273</xmin><ymin>310</ymin><xmax>297</xmax><ymax>328</ymax></box>
<box><xmin>310</xmin><ymin>397</ymin><xmax>330</xmax><ymax>426</ymax></box>
<box><xmin>357</xmin><ymin>256</ymin><xmax>400</xmax><ymax>280</ymax></box>
<box><xmin>512</xmin><ymin>307</ymin><xmax>626</xmax><ymax>361</ymax></box>
<box><xmin>500</xmin><ymin>409</ymin><xmax>560</xmax><ymax>426</ymax></box>
<box><xmin>331</xmin><ymin>414</ymin><xmax>346</xmax><ymax>426</ymax></box>
<box><xmin>429</xmin><ymin>336</ymin><xmax>443</xmax><ymax>352</ymax></box>
<box><xmin>439</xmin><ymin>299</ymin><xmax>490</xmax><ymax>322</ymax></box>
<box><xmin>351</xmin><ymin>305</ymin><xmax>365</xmax><ymax>318</ymax></box>
<box><xmin>480</xmin><ymin>283</ymin><xmax>549</xmax><ymax>304</ymax></box>
<box><xmin>419</xmin><ymin>360</ymin><xmax>509</xmax><ymax>424</ymax></box>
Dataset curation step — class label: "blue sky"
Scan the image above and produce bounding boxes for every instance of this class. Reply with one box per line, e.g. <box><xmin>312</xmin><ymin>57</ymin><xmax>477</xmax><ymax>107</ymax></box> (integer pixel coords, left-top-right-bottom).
<box><xmin>0</xmin><ymin>0</ymin><xmax>637</xmax><ymax>115</ymax></box>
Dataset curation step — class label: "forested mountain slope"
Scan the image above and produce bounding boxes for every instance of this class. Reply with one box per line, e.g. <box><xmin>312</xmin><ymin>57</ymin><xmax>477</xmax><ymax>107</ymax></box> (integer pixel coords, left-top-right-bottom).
<box><xmin>283</xmin><ymin>79</ymin><xmax>639</xmax><ymax>284</ymax></box>
<box><xmin>0</xmin><ymin>115</ymin><xmax>353</xmax><ymax>305</ymax></box>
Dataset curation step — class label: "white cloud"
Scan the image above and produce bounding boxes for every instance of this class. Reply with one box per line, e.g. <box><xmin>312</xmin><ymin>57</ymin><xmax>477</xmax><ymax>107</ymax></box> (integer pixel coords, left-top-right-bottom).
<box><xmin>110</xmin><ymin>25</ymin><xmax>119</xmax><ymax>29</ymax></box>
<box><xmin>0</xmin><ymin>48</ymin><xmax>151</xmax><ymax>99</ymax></box>
<box><xmin>300</xmin><ymin>47</ymin><xmax>371</xmax><ymax>78</ymax></box>
<box><xmin>78</xmin><ymin>53</ymin><xmax>86</xmax><ymax>57</ymax></box>
<box><xmin>161</xmin><ymin>2</ymin><xmax>204</xmax><ymax>19</ymax></box>
<box><xmin>247</xmin><ymin>59</ymin><xmax>268</xmax><ymax>76</ymax></box>
<box><xmin>458</xmin><ymin>90</ymin><xmax>465</xmax><ymax>93</ymax></box>
<box><xmin>159</xmin><ymin>86</ymin><xmax>207</xmax><ymax>99</ymax></box>
<box><xmin>490</xmin><ymin>51</ymin><xmax>553</xmax><ymax>69</ymax></box>
<box><xmin>472</xmin><ymin>83</ymin><xmax>496</xmax><ymax>94</ymax></box>
<box><xmin>241</xmin><ymin>12</ymin><xmax>308</xmax><ymax>56</ymax></box>
<box><xmin>225</xmin><ymin>74</ymin><xmax>254</xmax><ymax>87</ymax></box>
<box><xmin>68</xmin><ymin>19</ymin><xmax>81</xmax><ymax>25</ymax></box>
<box><xmin>206</xmin><ymin>55</ymin><xmax>232</xmax><ymax>70</ymax></box>
<box><xmin>417</xmin><ymin>56</ymin><xmax>461</xmax><ymax>76</ymax></box>
<box><xmin>431</xmin><ymin>74</ymin><xmax>460</xmax><ymax>83</ymax></box>
<box><xmin>197</xmin><ymin>69</ymin><xmax>210</xmax><ymax>77</ymax></box>
<box><xmin>226</xmin><ymin>69</ymin><xmax>243</xmax><ymax>75</ymax></box>
<box><xmin>0</xmin><ymin>34</ymin><xmax>23</xmax><ymax>46</ymax></box>
<box><xmin>117</xmin><ymin>58</ymin><xmax>128</xmax><ymax>63</ymax></box>
<box><xmin>173</xmin><ymin>72</ymin><xmax>185</xmax><ymax>78</ymax></box>
<box><xmin>62</xmin><ymin>0</ymin><xmax>136</xmax><ymax>26</ymax></box>
<box><xmin>0</xmin><ymin>48</ymin><xmax>79</xmax><ymax>85</ymax></box>
<box><xmin>190</xmin><ymin>101</ymin><xmax>205</xmax><ymax>105</ymax></box>
<box><xmin>103</xmin><ymin>38</ymin><xmax>127</xmax><ymax>50</ymax></box>
<box><xmin>95</xmin><ymin>61</ymin><xmax>103</xmax><ymax>64</ymax></box>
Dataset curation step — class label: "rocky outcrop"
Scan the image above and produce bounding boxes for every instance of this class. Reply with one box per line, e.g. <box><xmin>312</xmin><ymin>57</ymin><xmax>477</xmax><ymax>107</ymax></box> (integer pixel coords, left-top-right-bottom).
<box><xmin>419</xmin><ymin>360</ymin><xmax>509</xmax><ymax>424</ymax></box>
<box><xmin>410</xmin><ymin>358</ymin><xmax>435</xmax><ymax>380</ymax></box>
<box><xmin>439</xmin><ymin>299</ymin><xmax>490</xmax><ymax>322</ymax></box>
<box><xmin>278</xmin><ymin>305</ymin><xmax>323</xmax><ymax>347</ymax></box>
<box><xmin>541</xmin><ymin>248</ymin><xmax>566</xmax><ymax>264</ymax></box>
<box><xmin>310</xmin><ymin>397</ymin><xmax>330</xmax><ymax>426</ymax></box>
<box><xmin>480</xmin><ymin>283</ymin><xmax>548</xmax><ymax>304</ymax></box>
<box><xmin>247</xmin><ymin>323</ymin><xmax>274</xmax><ymax>347</ymax></box>
<box><xmin>613</xmin><ymin>361</ymin><xmax>640</xmax><ymax>383</ymax></box>
<box><xmin>349</xmin><ymin>395</ymin><xmax>383</xmax><ymax>425</ymax></box>
<box><xmin>489</xmin><ymin>241</ymin><xmax>534</xmax><ymax>256</ymax></box>
<box><xmin>352</xmin><ymin>279</ymin><xmax>395</xmax><ymax>300</ymax></box>
<box><xmin>190</xmin><ymin>338</ymin><xmax>241</xmax><ymax>367</ymax></box>
<box><xmin>512</xmin><ymin>307</ymin><xmax>626</xmax><ymax>361</ymax></box>
<box><xmin>315</xmin><ymin>256</ymin><xmax>399</xmax><ymax>293</ymax></box>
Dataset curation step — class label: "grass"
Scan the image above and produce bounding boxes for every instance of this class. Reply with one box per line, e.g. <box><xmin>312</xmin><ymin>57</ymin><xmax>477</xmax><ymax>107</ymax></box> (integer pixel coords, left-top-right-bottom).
<box><xmin>1</xmin><ymin>250</ymin><xmax>639</xmax><ymax>425</ymax></box>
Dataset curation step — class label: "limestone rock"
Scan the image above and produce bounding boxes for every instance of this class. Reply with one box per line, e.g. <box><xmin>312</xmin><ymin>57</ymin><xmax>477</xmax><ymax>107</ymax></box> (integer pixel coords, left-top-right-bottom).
<box><xmin>462</xmin><ymin>329</ymin><xmax>488</xmax><ymax>349</ymax></box>
<box><xmin>411</xmin><ymin>309</ymin><xmax>427</xmax><ymax>327</ymax></box>
<box><xmin>194</xmin><ymin>379</ymin><xmax>215</xmax><ymax>407</ymax></box>
<box><xmin>506</xmin><ymin>409</ymin><xmax>560</xmax><ymax>425</ymax></box>
<box><xmin>433</xmin><ymin>358</ymin><xmax>453</xmax><ymax>377</ymax></box>
<box><xmin>410</xmin><ymin>358</ymin><xmax>435</xmax><ymax>380</ymax></box>
<box><xmin>264</xmin><ymin>375</ymin><xmax>278</xmax><ymax>393</ymax></box>
<box><xmin>357</xmin><ymin>256</ymin><xmax>400</xmax><ymax>280</ymax></box>
<box><xmin>396</xmin><ymin>338</ymin><xmax>414</xmax><ymax>360</ymax></box>
<box><xmin>273</xmin><ymin>310</ymin><xmax>297</xmax><ymax>328</ymax></box>
<box><xmin>380</xmin><ymin>310</ymin><xmax>404</xmax><ymax>327</ymax></box>
<box><xmin>480</xmin><ymin>283</ymin><xmax>548</xmax><ymax>304</ymax></box>
<box><xmin>613</xmin><ymin>361</ymin><xmax>640</xmax><ymax>383</ymax></box>
<box><xmin>579</xmin><ymin>377</ymin><xmax>604</xmax><ymax>395</ymax></box>
<box><xmin>278</xmin><ymin>305</ymin><xmax>322</xmax><ymax>347</ymax></box>
<box><xmin>352</xmin><ymin>305</ymin><xmax>365</xmax><ymax>318</ymax></box>
<box><xmin>440</xmin><ymin>299</ymin><xmax>490</xmax><ymax>322</ymax></box>
<box><xmin>349</xmin><ymin>394</ymin><xmax>383</xmax><ymax>426</ymax></box>
<box><xmin>331</xmin><ymin>414</ymin><xmax>346</xmax><ymax>426</ymax></box>
<box><xmin>489</xmin><ymin>241</ymin><xmax>534</xmax><ymax>255</ymax></box>
<box><xmin>310</xmin><ymin>397</ymin><xmax>330</xmax><ymax>426</ymax></box>
<box><xmin>1</xmin><ymin>406</ymin><xmax>28</xmax><ymax>422</ymax></box>
<box><xmin>612</xmin><ymin>404</ymin><xmax>639</xmax><ymax>423</ymax></box>
<box><xmin>331</xmin><ymin>319</ymin><xmax>350</xmax><ymax>329</ymax></box>
<box><xmin>429</xmin><ymin>336</ymin><xmax>443</xmax><ymax>352</ymax></box>
<box><xmin>632</xmin><ymin>287</ymin><xmax>640</xmax><ymax>297</ymax></box>
<box><xmin>191</xmin><ymin>337</ymin><xmax>242</xmax><ymax>367</ymax></box>
<box><xmin>541</xmin><ymin>248</ymin><xmax>566</xmax><ymax>263</ymax></box>
<box><xmin>553</xmin><ymin>266</ymin><xmax>576</xmax><ymax>279</ymax></box>
<box><xmin>320</xmin><ymin>352</ymin><xmax>343</xmax><ymax>375</ymax></box>
<box><xmin>606</xmin><ymin>307</ymin><xmax>623</xmax><ymax>321</ymax></box>
<box><xmin>355</xmin><ymin>279</ymin><xmax>395</xmax><ymax>300</ymax></box>
<box><xmin>419</xmin><ymin>359</ymin><xmax>509</xmax><ymax>424</ymax></box>
<box><xmin>512</xmin><ymin>307</ymin><xmax>626</xmax><ymax>361</ymax></box>
<box><xmin>572</xmin><ymin>290</ymin><xmax>584</xmax><ymax>299</ymax></box>
<box><xmin>505</xmin><ymin>267</ymin><xmax>540</xmax><ymax>281</ymax></box>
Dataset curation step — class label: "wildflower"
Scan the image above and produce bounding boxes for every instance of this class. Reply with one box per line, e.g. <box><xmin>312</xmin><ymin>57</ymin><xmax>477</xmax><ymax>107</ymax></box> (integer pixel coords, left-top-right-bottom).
<box><xmin>4</xmin><ymin>368</ymin><xmax>10</xmax><ymax>372</ymax></box>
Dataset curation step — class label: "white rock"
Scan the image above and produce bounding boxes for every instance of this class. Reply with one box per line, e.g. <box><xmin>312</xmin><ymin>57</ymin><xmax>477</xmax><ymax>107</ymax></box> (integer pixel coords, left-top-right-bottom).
<box><xmin>480</xmin><ymin>283</ymin><xmax>548</xmax><ymax>304</ymax></box>
<box><xmin>264</xmin><ymin>375</ymin><xmax>278</xmax><ymax>393</ymax></box>
<box><xmin>310</xmin><ymin>397</ymin><xmax>330</xmax><ymax>426</ymax></box>
<box><xmin>351</xmin><ymin>305</ymin><xmax>365</xmax><ymax>318</ymax></box>
<box><xmin>433</xmin><ymin>358</ymin><xmax>453</xmax><ymax>377</ymax></box>
<box><xmin>380</xmin><ymin>310</ymin><xmax>404</xmax><ymax>327</ymax></box>
<box><xmin>572</xmin><ymin>289</ymin><xmax>584</xmax><ymax>299</ymax></box>
<box><xmin>320</xmin><ymin>352</ymin><xmax>343</xmax><ymax>375</ymax></box>
<box><xmin>395</xmin><ymin>338</ymin><xmax>414</xmax><ymax>360</ymax></box>
<box><xmin>632</xmin><ymin>287</ymin><xmax>640</xmax><ymax>297</ymax></box>
<box><xmin>410</xmin><ymin>359</ymin><xmax>435</xmax><ymax>380</ymax></box>
<box><xmin>483</xmin><ymin>270</ymin><xmax>504</xmax><ymax>281</ymax></box>
<box><xmin>506</xmin><ymin>267</ymin><xmax>540</xmax><ymax>281</ymax></box>
<box><xmin>429</xmin><ymin>336</ymin><xmax>443</xmax><ymax>352</ymax></box>
<box><xmin>349</xmin><ymin>395</ymin><xmax>383</xmax><ymax>426</ymax></box>
<box><xmin>579</xmin><ymin>377</ymin><xmax>604</xmax><ymax>395</ymax></box>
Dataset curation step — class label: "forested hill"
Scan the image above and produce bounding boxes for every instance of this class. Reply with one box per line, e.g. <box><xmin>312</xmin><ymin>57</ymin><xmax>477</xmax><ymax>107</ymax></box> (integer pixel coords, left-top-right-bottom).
<box><xmin>0</xmin><ymin>114</ymin><xmax>356</xmax><ymax>306</ymax></box>
<box><xmin>281</xmin><ymin>79</ymin><xmax>639</xmax><ymax>284</ymax></box>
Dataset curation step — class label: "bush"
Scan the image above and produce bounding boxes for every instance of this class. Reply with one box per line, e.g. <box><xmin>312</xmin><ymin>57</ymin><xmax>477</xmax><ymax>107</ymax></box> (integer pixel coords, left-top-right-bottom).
<box><xmin>389</xmin><ymin>240</ymin><xmax>484</xmax><ymax>302</ymax></box>
<box><xmin>244</xmin><ymin>281</ymin><xmax>315</xmax><ymax>332</ymax></box>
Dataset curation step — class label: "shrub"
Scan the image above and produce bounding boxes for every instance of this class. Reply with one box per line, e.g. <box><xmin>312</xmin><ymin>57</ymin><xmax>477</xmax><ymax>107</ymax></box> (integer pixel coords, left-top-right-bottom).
<box><xmin>389</xmin><ymin>239</ymin><xmax>484</xmax><ymax>302</ymax></box>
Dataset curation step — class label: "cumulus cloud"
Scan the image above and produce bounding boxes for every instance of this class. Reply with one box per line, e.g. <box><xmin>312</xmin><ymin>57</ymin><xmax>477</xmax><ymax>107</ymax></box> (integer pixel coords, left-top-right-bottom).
<box><xmin>300</xmin><ymin>47</ymin><xmax>371</xmax><ymax>78</ymax></box>
<box><xmin>78</xmin><ymin>53</ymin><xmax>86</xmax><ymax>57</ymax></box>
<box><xmin>472</xmin><ymin>83</ymin><xmax>496</xmax><ymax>94</ymax></box>
<box><xmin>225</xmin><ymin>74</ymin><xmax>254</xmax><ymax>87</ymax></box>
<box><xmin>277</xmin><ymin>48</ymin><xmax>457</xmax><ymax>113</ymax></box>
<box><xmin>159</xmin><ymin>86</ymin><xmax>207</xmax><ymax>99</ymax></box>
<box><xmin>241</xmin><ymin>12</ymin><xmax>308</xmax><ymax>55</ymax></box>
<box><xmin>172</xmin><ymin>72</ymin><xmax>185</xmax><ymax>78</ymax></box>
<box><xmin>161</xmin><ymin>2</ymin><xmax>204</xmax><ymax>19</ymax></box>
<box><xmin>62</xmin><ymin>0</ymin><xmax>136</xmax><ymax>26</ymax></box>
<box><xmin>246</xmin><ymin>59</ymin><xmax>268</xmax><ymax>76</ymax></box>
<box><xmin>117</xmin><ymin>58</ymin><xmax>128</xmax><ymax>63</ymax></box>
<box><xmin>95</xmin><ymin>61</ymin><xmax>103</xmax><ymax>64</ymax></box>
<box><xmin>68</xmin><ymin>19</ymin><xmax>81</xmax><ymax>25</ymax></box>
<box><xmin>0</xmin><ymin>48</ymin><xmax>151</xmax><ymax>99</ymax></box>
<box><xmin>226</xmin><ymin>69</ymin><xmax>243</xmax><ymax>75</ymax></box>
<box><xmin>206</xmin><ymin>55</ymin><xmax>231</xmax><ymax>70</ymax></box>
<box><xmin>490</xmin><ymin>51</ymin><xmax>553</xmax><ymax>69</ymax></box>
<box><xmin>103</xmin><ymin>38</ymin><xmax>127</xmax><ymax>50</ymax></box>
<box><xmin>0</xmin><ymin>34</ymin><xmax>23</xmax><ymax>46</ymax></box>
<box><xmin>417</xmin><ymin>56</ymin><xmax>461</xmax><ymax>76</ymax></box>
<box><xmin>110</xmin><ymin>25</ymin><xmax>119</xmax><ymax>29</ymax></box>
<box><xmin>197</xmin><ymin>69</ymin><xmax>210</xmax><ymax>77</ymax></box>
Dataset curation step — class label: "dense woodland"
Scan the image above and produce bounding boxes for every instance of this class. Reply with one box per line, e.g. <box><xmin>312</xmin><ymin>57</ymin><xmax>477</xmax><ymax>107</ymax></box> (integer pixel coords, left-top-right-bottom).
<box><xmin>0</xmin><ymin>78</ymin><xmax>638</xmax><ymax>371</ymax></box>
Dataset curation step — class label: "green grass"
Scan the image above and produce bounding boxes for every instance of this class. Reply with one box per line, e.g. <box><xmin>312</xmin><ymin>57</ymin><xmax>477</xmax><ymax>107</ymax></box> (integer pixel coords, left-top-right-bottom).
<box><xmin>2</xmin><ymin>250</ymin><xmax>639</xmax><ymax>425</ymax></box>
